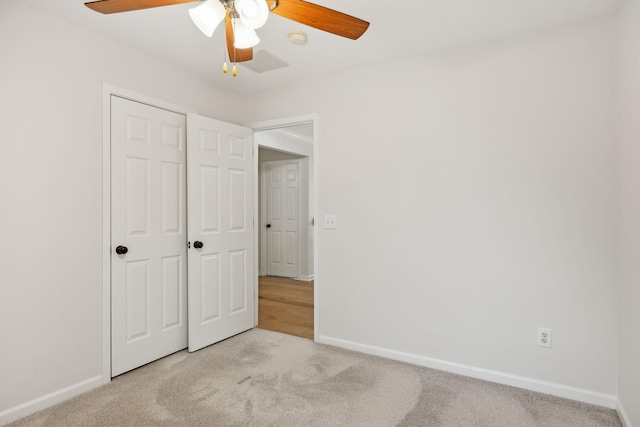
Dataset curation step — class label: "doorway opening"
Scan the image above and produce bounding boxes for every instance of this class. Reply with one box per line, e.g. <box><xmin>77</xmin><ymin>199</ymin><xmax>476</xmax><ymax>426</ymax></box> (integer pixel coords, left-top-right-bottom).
<box><xmin>252</xmin><ymin>122</ymin><xmax>316</xmax><ymax>340</ymax></box>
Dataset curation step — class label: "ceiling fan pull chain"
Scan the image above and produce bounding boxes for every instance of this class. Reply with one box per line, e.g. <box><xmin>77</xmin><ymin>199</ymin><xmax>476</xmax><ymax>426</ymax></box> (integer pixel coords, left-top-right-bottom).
<box><xmin>222</xmin><ymin>44</ymin><xmax>228</xmax><ymax>73</ymax></box>
<box><xmin>232</xmin><ymin>16</ymin><xmax>238</xmax><ymax>77</ymax></box>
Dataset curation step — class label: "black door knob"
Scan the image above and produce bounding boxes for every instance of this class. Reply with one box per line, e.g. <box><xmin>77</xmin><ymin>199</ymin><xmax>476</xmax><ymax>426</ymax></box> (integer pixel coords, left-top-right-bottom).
<box><xmin>115</xmin><ymin>245</ymin><xmax>128</xmax><ymax>255</ymax></box>
<box><xmin>266</xmin><ymin>224</ymin><xmax>271</xmax><ymax>228</ymax></box>
<box><xmin>194</xmin><ymin>241</ymin><xmax>204</xmax><ymax>249</ymax></box>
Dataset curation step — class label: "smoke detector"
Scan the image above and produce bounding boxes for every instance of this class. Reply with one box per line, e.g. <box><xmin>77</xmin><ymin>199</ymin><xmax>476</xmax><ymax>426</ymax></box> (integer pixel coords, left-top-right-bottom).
<box><xmin>288</xmin><ymin>31</ymin><xmax>307</xmax><ymax>45</ymax></box>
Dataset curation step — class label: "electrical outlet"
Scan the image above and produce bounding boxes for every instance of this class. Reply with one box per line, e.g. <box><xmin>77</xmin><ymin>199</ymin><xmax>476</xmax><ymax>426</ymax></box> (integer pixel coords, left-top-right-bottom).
<box><xmin>324</xmin><ymin>215</ymin><xmax>337</xmax><ymax>229</ymax></box>
<box><xmin>537</xmin><ymin>328</ymin><xmax>552</xmax><ymax>348</ymax></box>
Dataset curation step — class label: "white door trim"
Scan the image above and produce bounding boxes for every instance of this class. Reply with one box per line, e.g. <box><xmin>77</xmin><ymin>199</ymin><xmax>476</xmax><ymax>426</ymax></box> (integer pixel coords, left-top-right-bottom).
<box><xmin>101</xmin><ymin>84</ymin><xmax>196</xmax><ymax>384</ymax></box>
<box><xmin>247</xmin><ymin>114</ymin><xmax>319</xmax><ymax>341</ymax></box>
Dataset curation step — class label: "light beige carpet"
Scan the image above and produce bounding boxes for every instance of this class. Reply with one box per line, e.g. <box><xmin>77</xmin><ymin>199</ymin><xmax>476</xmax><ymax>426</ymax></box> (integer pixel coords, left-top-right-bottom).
<box><xmin>10</xmin><ymin>329</ymin><xmax>621</xmax><ymax>426</ymax></box>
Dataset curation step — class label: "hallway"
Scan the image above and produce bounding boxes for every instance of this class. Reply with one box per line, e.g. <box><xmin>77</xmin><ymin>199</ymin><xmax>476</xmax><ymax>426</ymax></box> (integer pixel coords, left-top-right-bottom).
<box><xmin>257</xmin><ymin>276</ymin><xmax>314</xmax><ymax>340</ymax></box>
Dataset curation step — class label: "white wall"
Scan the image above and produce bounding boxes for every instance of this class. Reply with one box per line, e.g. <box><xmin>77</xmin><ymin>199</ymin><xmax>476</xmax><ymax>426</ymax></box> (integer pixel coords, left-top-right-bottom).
<box><xmin>0</xmin><ymin>1</ymin><xmax>242</xmax><ymax>421</ymax></box>
<box><xmin>616</xmin><ymin>1</ymin><xmax>640</xmax><ymax>425</ymax></box>
<box><xmin>243</xmin><ymin>17</ymin><xmax>618</xmax><ymax>402</ymax></box>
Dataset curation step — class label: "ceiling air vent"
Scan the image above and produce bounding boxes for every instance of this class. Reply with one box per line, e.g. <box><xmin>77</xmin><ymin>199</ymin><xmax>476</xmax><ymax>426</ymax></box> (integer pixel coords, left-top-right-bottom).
<box><xmin>240</xmin><ymin>50</ymin><xmax>289</xmax><ymax>74</ymax></box>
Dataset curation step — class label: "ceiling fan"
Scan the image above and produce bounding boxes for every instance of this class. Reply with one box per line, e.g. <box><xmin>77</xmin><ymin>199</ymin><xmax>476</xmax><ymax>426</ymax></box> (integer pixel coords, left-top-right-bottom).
<box><xmin>84</xmin><ymin>0</ymin><xmax>370</xmax><ymax>75</ymax></box>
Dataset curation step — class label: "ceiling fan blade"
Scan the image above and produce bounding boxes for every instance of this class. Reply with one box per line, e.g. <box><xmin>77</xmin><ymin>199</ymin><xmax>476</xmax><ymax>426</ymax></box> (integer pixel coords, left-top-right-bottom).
<box><xmin>85</xmin><ymin>0</ymin><xmax>198</xmax><ymax>14</ymax></box>
<box><xmin>226</xmin><ymin>10</ymin><xmax>254</xmax><ymax>63</ymax></box>
<box><xmin>271</xmin><ymin>0</ymin><xmax>369</xmax><ymax>40</ymax></box>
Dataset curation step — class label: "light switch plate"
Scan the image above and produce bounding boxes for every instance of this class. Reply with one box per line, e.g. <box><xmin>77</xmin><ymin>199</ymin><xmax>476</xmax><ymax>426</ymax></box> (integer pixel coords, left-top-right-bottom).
<box><xmin>324</xmin><ymin>215</ymin><xmax>337</xmax><ymax>229</ymax></box>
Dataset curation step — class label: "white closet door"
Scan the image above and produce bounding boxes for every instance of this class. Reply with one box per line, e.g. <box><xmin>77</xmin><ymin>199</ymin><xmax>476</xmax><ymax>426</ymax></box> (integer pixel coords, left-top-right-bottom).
<box><xmin>187</xmin><ymin>114</ymin><xmax>255</xmax><ymax>352</ymax></box>
<box><xmin>111</xmin><ymin>96</ymin><xmax>188</xmax><ymax>377</ymax></box>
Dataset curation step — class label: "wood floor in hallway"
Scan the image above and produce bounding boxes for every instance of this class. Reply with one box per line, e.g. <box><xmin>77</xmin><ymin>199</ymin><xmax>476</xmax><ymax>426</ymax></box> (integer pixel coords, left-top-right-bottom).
<box><xmin>257</xmin><ymin>276</ymin><xmax>314</xmax><ymax>340</ymax></box>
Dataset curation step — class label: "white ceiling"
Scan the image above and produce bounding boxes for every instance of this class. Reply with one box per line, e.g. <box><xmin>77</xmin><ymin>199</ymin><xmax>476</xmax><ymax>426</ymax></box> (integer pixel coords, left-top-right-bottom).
<box><xmin>25</xmin><ymin>0</ymin><xmax>622</xmax><ymax>95</ymax></box>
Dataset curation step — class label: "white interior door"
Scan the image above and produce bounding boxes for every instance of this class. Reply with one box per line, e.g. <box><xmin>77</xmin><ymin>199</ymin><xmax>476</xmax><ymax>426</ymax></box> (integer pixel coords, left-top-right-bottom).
<box><xmin>266</xmin><ymin>161</ymin><xmax>299</xmax><ymax>278</ymax></box>
<box><xmin>187</xmin><ymin>114</ymin><xmax>255</xmax><ymax>352</ymax></box>
<box><xmin>111</xmin><ymin>96</ymin><xmax>188</xmax><ymax>377</ymax></box>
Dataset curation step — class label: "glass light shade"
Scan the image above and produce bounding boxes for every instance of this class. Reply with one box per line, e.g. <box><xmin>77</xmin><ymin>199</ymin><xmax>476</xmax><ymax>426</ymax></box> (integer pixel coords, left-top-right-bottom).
<box><xmin>189</xmin><ymin>0</ymin><xmax>226</xmax><ymax>37</ymax></box>
<box><xmin>233</xmin><ymin>20</ymin><xmax>260</xmax><ymax>49</ymax></box>
<box><xmin>235</xmin><ymin>0</ymin><xmax>269</xmax><ymax>29</ymax></box>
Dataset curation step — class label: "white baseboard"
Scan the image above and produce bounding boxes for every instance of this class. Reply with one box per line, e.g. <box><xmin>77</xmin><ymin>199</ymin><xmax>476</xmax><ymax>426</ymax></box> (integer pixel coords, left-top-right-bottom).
<box><xmin>0</xmin><ymin>375</ymin><xmax>103</xmax><ymax>426</ymax></box>
<box><xmin>316</xmin><ymin>335</ymin><xmax>617</xmax><ymax>410</ymax></box>
<box><xmin>617</xmin><ymin>398</ymin><xmax>633</xmax><ymax>427</ymax></box>
<box><xmin>258</xmin><ymin>274</ymin><xmax>314</xmax><ymax>281</ymax></box>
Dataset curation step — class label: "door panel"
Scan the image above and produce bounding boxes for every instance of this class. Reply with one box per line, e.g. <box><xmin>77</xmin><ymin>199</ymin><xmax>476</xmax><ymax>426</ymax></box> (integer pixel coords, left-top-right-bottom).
<box><xmin>125</xmin><ymin>260</ymin><xmax>150</xmax><ymax>341</ymax></box>
<box><xmin>161</xmin><ymin>161</ymin><xmax>183</xmax><ymax>234</ymax></box>
<box><xmin>266</xmin><ymin>161</ymin><xmax>299</xmax><ymax>278</ymax></box>
<box><xmin>125</xmin><ymin>157</ymin><xmax>150</xmax><ymax>236</ymax></box>
<box><xmin>111</xmin><ymin>96</ymin><xmax>188</xmax><ymax>377</ymax></box>
<box><xmin>200</xmin><ymin>166</ymin><xmax>221</xmax><ymax>232</ymax></box>
<box><xmin>230</xmin><ymin>249</ymin><xmax>247</xmax><ymax>313</ymax></box>
<box><xmin>161</xmin><ymin>255</ymin><xmax>183</xmax><ymax>330</ymax></box>
<box><xmin>187</xmin><ymin>114</ymin><xmax>254</xmax><ymax>352</ymax></box>
<box><xmin>201</xmin><ymin>253</ymin><xmax>221</xmax><ymax>322</ymax></box>
<box><xmin>230</xmin><ymin>169</ymin><xmax>247</xmax><ymax>231</ymax></box>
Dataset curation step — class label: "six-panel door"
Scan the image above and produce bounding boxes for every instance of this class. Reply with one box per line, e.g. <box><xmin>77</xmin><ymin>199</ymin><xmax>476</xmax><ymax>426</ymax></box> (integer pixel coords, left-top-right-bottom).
<box><xmin>186</xmin><ymin>113</ymin><xmax>255</xmax><ymax>352</ymax></box>
<box><xmin>110</xmin><ymin>96</ymin><xmax>188</xmax><ymax>377</ymax></box>
<box><xmin>266</xmin><ymin>161</ymin><xmax>299</xmax><ymax>278</ymax></box>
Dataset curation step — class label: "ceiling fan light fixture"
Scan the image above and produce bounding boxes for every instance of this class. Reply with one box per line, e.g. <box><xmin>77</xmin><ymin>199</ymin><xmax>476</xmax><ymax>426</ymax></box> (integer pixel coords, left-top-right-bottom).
<box><xmin>189</xmin><ymin>0</ymin><xmax>226</xmax><ymax>37</ymax></box>
<box><xmin>233</xmin><ymin>19</ymin><xmax>261</xmax><ymax>49</ymax></box>
<box><xmin>235</xmin><ymin>0</ymin><xmax>269</xmax><ymax>29</ymax></box>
